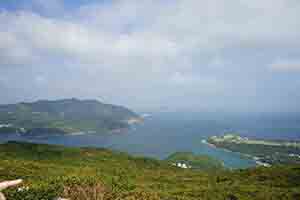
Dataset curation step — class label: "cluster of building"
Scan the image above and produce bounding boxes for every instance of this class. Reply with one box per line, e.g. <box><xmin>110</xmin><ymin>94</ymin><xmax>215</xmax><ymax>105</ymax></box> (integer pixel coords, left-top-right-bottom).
<box><xmin>172</xmin><ymin>162</ymin><xmax>192</xmax><ymax>169</ymax></box>
<box><xmin>255</xmin><ymin>161</ymin><xmax>271</xmax><ymax>167</ymax></box>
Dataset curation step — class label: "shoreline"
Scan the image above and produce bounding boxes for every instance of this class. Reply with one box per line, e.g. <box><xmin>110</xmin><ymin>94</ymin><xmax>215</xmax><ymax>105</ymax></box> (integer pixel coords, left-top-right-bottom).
<box><xmin>202</xmin><ymin>139</ymin><xmax>259</xmax><ymax>166</ymax></box>
<box><xmin>203</xmin><ymin>134</ymin><xmax>300</xmax><ymax>167</ymax></box>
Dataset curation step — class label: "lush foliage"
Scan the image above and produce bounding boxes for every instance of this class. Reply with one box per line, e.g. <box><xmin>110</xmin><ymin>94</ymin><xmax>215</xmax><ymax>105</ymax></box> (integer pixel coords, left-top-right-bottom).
<box><xmin>0</xmin><ymin>98</ymin><xmax>139</xmax><ymax>134</ymax></box>
<box><xmin>0</xmin><ymin>142</ymin><xmax>300</xmax><ymax>200</ymax></box>
<box><xmin>166</xmin><ymin>152</ymin><xmax>225</xmax><ymax>170</ymax></box>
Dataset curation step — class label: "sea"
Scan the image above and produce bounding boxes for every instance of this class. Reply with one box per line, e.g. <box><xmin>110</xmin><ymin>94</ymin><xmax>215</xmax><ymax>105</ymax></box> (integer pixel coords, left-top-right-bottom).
<box><xmin>1</xmin><ymin>112</ymin><xmax>300</xmax><ymax>169</ymax></box>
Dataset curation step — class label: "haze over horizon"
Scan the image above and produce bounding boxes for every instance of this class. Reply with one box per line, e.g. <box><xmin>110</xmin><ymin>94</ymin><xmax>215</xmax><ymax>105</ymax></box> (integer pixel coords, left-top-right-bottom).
<box><xmin>1</xmin><ymin>0</ymin><xmax>300</xmax><ymax>113</ymax></box>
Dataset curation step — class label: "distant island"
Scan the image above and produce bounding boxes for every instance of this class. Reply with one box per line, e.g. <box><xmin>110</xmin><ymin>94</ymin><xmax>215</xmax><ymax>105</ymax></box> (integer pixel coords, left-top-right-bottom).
<box><xmin>0</xmin><ymin>98</ymin><xmax>142</xmax><ymax>135</ymax></box>
<box><xmin>207</xmin><ymin>134</ymin><xmax>300</xmax><ymax>166</ymax></box>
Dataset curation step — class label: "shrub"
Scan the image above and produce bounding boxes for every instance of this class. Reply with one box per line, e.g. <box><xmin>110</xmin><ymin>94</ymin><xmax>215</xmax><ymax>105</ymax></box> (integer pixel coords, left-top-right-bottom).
<box><xmin>4</xmin><ymin>182</ymin><xmax>62</xmax><ymax>200</ymax></box>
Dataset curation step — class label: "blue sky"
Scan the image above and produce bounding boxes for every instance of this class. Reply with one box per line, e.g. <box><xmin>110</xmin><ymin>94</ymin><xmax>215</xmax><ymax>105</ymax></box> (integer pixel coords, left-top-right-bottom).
<box><xmin>0</xmin><ymin>0</ymin><xmax>300</xmax><ymax>112</ymax></box>
<box><xmin>0</xmin><ymin>0</ymin><xmax>106</xmax><ymax>17</ymax></box>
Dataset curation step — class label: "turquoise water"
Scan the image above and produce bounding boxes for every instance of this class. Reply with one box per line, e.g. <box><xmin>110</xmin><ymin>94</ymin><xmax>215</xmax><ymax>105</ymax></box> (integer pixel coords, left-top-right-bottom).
<box><xmin>1</xmin><ymin>112</ymin><xmax>300</xmax><ymax>169</ymax></box>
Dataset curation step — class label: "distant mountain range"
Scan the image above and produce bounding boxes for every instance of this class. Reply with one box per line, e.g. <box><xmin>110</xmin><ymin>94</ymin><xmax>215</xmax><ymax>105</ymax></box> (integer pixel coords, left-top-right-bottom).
<box><xmin>0</xmin><ymin>98</ymin><xmax>141</xmax><ymax>135</ymax></box>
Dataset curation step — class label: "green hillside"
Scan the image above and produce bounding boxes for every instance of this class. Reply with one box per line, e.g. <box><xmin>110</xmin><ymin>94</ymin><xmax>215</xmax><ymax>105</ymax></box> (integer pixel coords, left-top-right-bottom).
<box><xmin>0</xmin><ymin>98</ymin><xmax>140</xmax><ymax>135</ymax></box>
<box><xmin>166</xmin><ymin>152</ymin><xmax>225</xmax><ymax>170</ymax></box>
<box><xmin>0</xmin><ymin>142</ymin><xmax>299</xmax><ymax>200</ymax></box>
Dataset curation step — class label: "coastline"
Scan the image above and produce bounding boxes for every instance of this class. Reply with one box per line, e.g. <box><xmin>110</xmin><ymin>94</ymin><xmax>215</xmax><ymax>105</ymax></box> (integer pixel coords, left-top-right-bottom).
<box><xmin>110</xmin><ymin>117</ymin><xmax>144</xmax><ymax>134</ymax></box>
<box><xmin>204</xmin><ymin>134</ymin><xmax>300</xmax><ymax>167</ymax></box>
<box><xmin>202</xmin><ymin>139</ymin><xmax>259</xmax><ymax>166</ymax></box>
<box><xmin>126</xmin><ymin>117</ymin><xmax>144</xmax><ymax>125</ymax></box>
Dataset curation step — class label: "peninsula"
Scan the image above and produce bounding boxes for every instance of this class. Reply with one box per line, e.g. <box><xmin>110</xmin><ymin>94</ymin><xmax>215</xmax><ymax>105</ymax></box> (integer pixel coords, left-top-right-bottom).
<box><xmin>207</xmin><ymin>134</ymin><xmax>300</xmax><ymax>166</ymax></box>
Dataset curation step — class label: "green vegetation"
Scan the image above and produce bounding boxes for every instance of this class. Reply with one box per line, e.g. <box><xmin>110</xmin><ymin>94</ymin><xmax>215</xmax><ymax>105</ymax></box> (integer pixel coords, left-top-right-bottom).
<box><xmin>1</xmin><ymin>142</ymin><xmax>300</xmax><ymax>200</ymax></box>
<box><xmin>0</xmin><ymin>98</ymin><xmax>140</xmax><ymax>135</ymax></box>
<box><xmin>208</xmin><ymin>134</ymin><xmax>300</xmax><ymax>166</ymax></box>
<box><xmin>166</xmin><ymin>152</ymin><xmax>225</xmax><ymax>170</ymax></box>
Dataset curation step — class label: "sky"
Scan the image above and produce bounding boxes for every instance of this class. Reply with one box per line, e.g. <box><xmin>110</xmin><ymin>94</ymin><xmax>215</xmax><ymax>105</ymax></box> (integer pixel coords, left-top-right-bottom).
<box><xmin>0</xmin><ymin>0</ymin><xmax>300</xmax><ymax>112</ymax></box>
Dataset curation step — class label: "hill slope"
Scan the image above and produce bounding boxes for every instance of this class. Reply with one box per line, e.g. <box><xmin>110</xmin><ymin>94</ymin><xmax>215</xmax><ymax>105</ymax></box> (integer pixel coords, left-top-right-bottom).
<box><xmin>0</xmin><ymin>98</ymin><xmax>141</xmax><ymax>134</ymax></box>
<box><xmin>0</xmin><ymin>142</ymin><xmax>299</xmax><ymax>200</ymax></box>
<box><xmin>166</xmin><ymin>152</ymin><xmax>225</xmax><ymax>170</ymax></box>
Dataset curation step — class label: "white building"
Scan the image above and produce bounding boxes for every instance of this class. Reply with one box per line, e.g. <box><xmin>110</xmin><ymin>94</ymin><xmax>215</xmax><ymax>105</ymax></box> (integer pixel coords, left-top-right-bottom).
<box><xmin>172</xmin><ymin>162</ymin><xmax>191</xmax><ymax>169</ymax></box>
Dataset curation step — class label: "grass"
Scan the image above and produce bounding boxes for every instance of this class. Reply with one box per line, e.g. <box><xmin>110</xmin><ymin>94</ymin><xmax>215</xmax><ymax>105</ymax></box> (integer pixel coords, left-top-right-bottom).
<box><xmin>0</xmin><ymin>141</ymin><xmax>300</xmax><ymax>200</ymax></box>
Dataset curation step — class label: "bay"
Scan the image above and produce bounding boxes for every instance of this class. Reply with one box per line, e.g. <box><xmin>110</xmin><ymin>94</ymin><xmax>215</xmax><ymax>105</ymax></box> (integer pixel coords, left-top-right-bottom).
<box><xmin>1</xmin><ymin>112</ymin><xmax>300</xmax><ymax>169</ymax></box>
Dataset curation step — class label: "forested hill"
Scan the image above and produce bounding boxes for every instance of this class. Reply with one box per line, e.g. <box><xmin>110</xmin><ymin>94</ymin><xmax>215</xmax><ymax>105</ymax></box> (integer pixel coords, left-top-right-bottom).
<box><xmin>1</xmin><ymin>141</ymin><xmax>300</xmax><ymax>200</ymax></box>
<box><xmin>0</xmin><ymin>98</ymin><xmax>141</xmax><ymax>134</ymax></box>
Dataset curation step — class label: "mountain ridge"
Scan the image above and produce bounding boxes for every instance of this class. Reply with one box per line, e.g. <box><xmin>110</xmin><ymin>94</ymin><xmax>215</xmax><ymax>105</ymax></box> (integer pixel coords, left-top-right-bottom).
<box><xmin>0</xmin><ymin>98</ymin><xmax>141</xmax><ymax>135</ymax></box>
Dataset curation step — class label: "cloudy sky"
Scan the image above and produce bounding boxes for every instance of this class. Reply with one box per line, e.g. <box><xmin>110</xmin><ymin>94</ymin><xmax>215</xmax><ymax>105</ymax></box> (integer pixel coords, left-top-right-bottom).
<box><xmin>1</xmin><ymin>0</ymin><xmax>300</xmax><ymax>112</ymax></box>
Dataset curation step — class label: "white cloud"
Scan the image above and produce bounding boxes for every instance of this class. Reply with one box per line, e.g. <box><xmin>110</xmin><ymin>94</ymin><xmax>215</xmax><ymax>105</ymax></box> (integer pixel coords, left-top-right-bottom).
<box><xmin>269</xmin><ymin>59</ymin><xmax>300</xmax><ymax>72</ymax></box>
<box><xmin>0</xmin><ymin>0</ymin><xmax>300</xmax><ymax>111</ymax></box>
<box><xmin>1</xmin><ymin>1</ymin><xmax>300</xmax><ymax>69</ymax></box>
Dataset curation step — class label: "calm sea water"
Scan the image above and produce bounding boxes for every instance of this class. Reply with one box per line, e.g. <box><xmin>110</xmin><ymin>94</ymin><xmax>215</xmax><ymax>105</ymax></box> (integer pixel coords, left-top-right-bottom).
<box><xmin>1</xmin><ymin>112</ymin><xmax>300</xmax><ymax>169</ymax></box>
